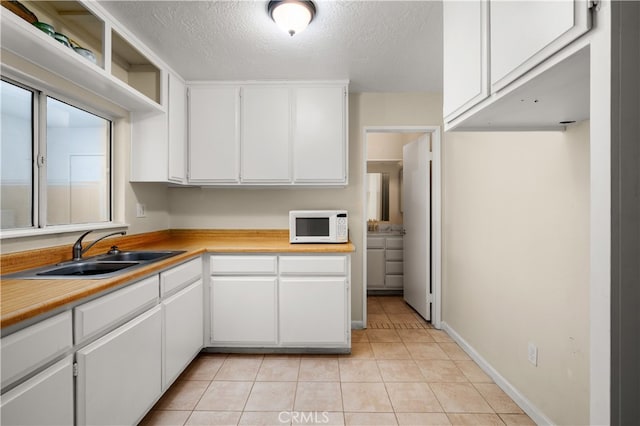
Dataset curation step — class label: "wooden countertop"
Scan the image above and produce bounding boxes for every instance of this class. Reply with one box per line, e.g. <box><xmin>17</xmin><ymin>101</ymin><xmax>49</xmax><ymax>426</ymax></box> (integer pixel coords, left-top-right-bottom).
<box><xmin>0</xmin><ymin>230</ymin><xmax>355</xmax><ymax>330</ymax></box>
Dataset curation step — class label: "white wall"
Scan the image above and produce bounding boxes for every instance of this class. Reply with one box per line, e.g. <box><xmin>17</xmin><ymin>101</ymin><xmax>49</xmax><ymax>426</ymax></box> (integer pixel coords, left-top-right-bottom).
<box><xmin>442</xmin><ymin>121</ymin><xmax>591</xmax><ymax>425</ymax></box>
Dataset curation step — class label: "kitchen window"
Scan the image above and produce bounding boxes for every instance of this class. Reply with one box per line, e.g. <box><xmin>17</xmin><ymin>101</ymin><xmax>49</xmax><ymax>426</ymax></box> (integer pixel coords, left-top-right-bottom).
<box><xmin>1</xmin><ymin>78</ymin><xmax>112</xmax><ymax>232</ymax></box>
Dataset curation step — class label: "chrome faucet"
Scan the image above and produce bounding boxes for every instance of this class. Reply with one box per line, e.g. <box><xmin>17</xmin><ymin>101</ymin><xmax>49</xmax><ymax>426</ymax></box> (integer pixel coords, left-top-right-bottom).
<box><xmin>72</xmin><ymin>230</ymin><xmax>126</xmax><ymax>261</ymax></box>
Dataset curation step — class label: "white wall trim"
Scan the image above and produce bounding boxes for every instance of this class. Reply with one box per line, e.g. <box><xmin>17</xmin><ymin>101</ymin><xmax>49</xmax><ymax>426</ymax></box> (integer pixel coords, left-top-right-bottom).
<box><xmin>442</xmin><ymin>321</ymin><xmax>555</xmax><ymax>426</ymax></box>
<box><xmin>361</xmin><ymin>126</ymin><xmax>442</xmax><ymax>329</ymax></box>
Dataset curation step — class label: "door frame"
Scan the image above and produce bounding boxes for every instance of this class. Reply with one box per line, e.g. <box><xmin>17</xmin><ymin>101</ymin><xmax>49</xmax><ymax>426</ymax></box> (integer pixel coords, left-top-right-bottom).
<box><xmin>361</xmin><ymin>126</ymin><xmax>442</xmax><ymax>329</ymax></box>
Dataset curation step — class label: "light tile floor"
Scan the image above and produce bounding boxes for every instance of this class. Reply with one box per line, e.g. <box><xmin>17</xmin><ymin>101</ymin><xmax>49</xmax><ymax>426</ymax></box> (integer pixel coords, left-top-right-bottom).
<box><xmin>140</xmin><ymin>297</ymin><xmax>535</xmax><ymax>426</ymax></box>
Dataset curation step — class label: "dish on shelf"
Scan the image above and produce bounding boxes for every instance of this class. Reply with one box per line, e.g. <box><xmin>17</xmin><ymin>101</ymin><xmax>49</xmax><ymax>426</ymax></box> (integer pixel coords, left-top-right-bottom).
<box><xmin>53</xmin><ymin>32</ymin><xmax>71</xmax><ymax>48</ymax></box>
<box><xmin>73</xmin><ymin>46</ymin><xmax>97</xmax><ymax>64</ymax></box>
<box><xmin>32</xmin><ymin>21</ymin><xmax>55</xmax><ymax>37</ymax></box>
<box><xmin>2</xmin><ymin>0</ymin><xmax>38</xmax><ymax>24</ymax></box>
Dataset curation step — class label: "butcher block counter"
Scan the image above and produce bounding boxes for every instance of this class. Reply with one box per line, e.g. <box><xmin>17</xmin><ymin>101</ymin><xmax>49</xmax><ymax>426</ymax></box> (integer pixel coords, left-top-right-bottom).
<box><xmin>0</xmin><ymin>230</ymin><xmax>355</xmax><ymax>329</ymax></box>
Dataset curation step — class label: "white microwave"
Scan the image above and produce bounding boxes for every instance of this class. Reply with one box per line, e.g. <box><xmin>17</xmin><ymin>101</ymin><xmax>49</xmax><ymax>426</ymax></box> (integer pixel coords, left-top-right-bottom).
<box><xmin>289</xmin><ymin>210</ymin><xmax>348</xmax><ymax>244</ymax></box>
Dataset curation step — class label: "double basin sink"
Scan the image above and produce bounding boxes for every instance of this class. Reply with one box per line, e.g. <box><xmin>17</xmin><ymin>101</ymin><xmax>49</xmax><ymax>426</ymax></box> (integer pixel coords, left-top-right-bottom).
<box><xmin>4</xmin><ymin>250</ymin><xmax>185</xmax><ymax>279</ymax></box>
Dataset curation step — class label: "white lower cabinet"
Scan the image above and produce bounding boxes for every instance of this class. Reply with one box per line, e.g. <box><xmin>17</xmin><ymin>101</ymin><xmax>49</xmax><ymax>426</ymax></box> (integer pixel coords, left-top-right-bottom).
<box><xmin>211</xmin><ymin>277</ymin><xmax>277</xmax><ymax>344</ymax></box>
<box><xmin>0</xmin><ymin>356</ymin><xmax>74</xmax><ymax>426</ymax></box>
<box><xmin>1</xmin><ymin>257</ymin><xmax>204</xmax><ymax>426</ymax></box>
<box><xmin>209</xmin><ymin>254</ymin><xmax>350</xmax><ymax>350</ymax></box>
<box><xmin>367</xmin><ymin>235</ymin><xmax>404</xmax><ymax>292</ymax></box>
<box><xmin>279</xmin><ymin>277</ymin><xmax>347</xmax><ymax>345</ymax></box>
<box><xmin>75</xmin><ymin>305</ymin><xmax>162</xmax><ymax>426</ymax></box>
<box><xmin>162</xmin><ymin>280</ymin><xmax>204</xmax><ymax>389</ymax></box>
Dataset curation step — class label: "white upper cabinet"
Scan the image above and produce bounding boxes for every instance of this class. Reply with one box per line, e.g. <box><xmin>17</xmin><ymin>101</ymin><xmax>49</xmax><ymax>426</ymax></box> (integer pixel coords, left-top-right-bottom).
<box><xmin>168</xmin><ymin>74</ymin><xmax>187</xmax><ymax>183</ymax></box>
<box><xmin>443</xmin><ymin>0</ymin><xmax>593</xmax><ymax>130</ymax></box>
<box><xmin>188</xmin><ymin>85</ymin><xmax>240</xmax><ymax>183</ymax></box>
<box><xmin>130</xmin><ymin>71</ymin><xmax>187</xmax><ymax>183</ymax></box>
<box><xmin>187</xmin><ymin>81</ymin><xmax>348</xmax><ymax>186</ymax></box>
<box><xmin>241</xmin><ymin>86</ymin><xmax>292</xmax><ymax>183</ymax></box>
<box><xmin>293</xmin><ymin>86</ymin><xmax>347</xmax><ymax>183</ymax></box>
<box><xmin>490</xmin><ymin>0</ymin><xmax>592</xmax><ymax>92</ymax></box>
<box><xmin>442</xmin><ymin>0</ymin><xmax>488</xmax><ymax>121</ymax></box>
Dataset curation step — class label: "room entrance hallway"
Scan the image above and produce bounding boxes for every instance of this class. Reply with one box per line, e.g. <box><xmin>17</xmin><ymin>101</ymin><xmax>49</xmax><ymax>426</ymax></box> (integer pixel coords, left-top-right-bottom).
<box><xmin>366</xmin><ymin>296</ymin><xmax>431</xmax><ymax>330</ymax></box>
<box><xmin>140</xmin><ymin>296</ymin><xmax>534</xmax><ymax>425</ymax></box>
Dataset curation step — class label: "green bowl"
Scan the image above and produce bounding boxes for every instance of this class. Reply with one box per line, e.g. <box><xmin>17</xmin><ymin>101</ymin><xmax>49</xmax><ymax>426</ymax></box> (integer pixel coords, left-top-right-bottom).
<box><xmin>32</xmin><ymin>21</ymin><xmax>55</xmax><ymax>37</ymax></box>
<box><xmin>53</xmin><ymin>32</ymin><xmax>71</xmax><ymax>48</ymax></box>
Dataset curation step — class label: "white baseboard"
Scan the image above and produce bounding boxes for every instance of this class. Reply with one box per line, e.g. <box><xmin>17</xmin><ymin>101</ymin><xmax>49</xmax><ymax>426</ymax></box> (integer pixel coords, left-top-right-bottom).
<box><xmin>441</xmin><ymin>321</ymin><xmax>554</xmax><ymax>426</ymax></box>
<box><xmin>351</xmin><ymin>320</ymin><xmax>365</xmax><ymax>330</ymax></box>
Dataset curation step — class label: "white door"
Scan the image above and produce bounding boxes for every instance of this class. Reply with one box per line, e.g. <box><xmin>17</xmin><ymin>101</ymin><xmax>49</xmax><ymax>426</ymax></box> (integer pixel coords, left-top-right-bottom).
<box><xmin>402</xmin><ymin>135</ymin><xmax>431</xmax><ymax>320</ymax></box>
<box><xmin>241</xmin><ymin>86</ymin><xmax>291</xmax><ymax>183</ymax></box>
<box><xmin>168</xmin><ymin>72</ymin><xmax>186</xmax><ymax>183</ymax></box>
<box><xmin>490</xmin><ymin>0</ymin><xmax>591</xmax><ymax>92</ymax></box>
<box><xmin>162</xmin><ymin>280</ymin><xmax>204</xmax><ymax>389</ymax></box>
<box><xmin>0</xmin><ymin>356</ymin><xmax>74</xmax><ymax>426</ymax></box>
<box><xmin>279</xmin><ymin>277</ymin><xmax>347</xmax><ymax>345</ymax></box>
<box><xmin>210</xmin><ymin>277</ymin><xmax>277</xmax><ymax>344</ymax></box>
<box><xmin>188</xmin><ymin>85</ymin><xmax>240</xmax><ymax>183</ymax></box>
<box><xmin>76</xmin><ymin>306</ymin><xmax>162</xmax><ymax>426</ymax></box>
<box><xmin>293</xmin><ymin>86</ymin><xmax>346</xmax><ymax>183</ymax></box>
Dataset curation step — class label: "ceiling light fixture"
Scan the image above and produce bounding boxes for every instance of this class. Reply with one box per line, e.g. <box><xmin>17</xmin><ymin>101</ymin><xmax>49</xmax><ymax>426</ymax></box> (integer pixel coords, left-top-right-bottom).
<box><xmin>268</xmin><ymin>0</ymin><xmax>316</xmax><ymax>37</ymax></box>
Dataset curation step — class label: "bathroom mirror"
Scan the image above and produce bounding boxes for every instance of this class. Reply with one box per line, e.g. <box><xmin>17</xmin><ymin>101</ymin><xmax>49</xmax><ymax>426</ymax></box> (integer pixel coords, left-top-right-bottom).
<box><xmin>366</xmin><ymin>172</ymin><xmax>389</xmax><ymax>221</ymax></box>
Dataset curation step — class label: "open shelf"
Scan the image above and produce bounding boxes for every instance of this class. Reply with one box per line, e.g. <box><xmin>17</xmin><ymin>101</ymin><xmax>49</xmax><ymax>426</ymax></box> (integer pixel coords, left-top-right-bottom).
<box><xmin>0</xmin><ymin>1</ymin><xmax>162</xmax><ymax>112</ymax></box>
<box><xmin>111</xmin><ymin>29</ymin><xmax>161</xmax><ymax>105</ymax></box>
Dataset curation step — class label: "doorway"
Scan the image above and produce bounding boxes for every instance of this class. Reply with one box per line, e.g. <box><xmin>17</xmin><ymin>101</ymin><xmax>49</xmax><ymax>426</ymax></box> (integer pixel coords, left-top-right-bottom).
<box><xmin>361</xmin><ymin>126</ymin><xmax>442</xmax><ymax>329</ymax></box>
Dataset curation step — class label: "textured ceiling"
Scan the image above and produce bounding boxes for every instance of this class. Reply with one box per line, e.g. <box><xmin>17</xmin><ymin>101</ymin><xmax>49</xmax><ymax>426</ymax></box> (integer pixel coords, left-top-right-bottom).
<box><xmin>98</xmin><ymin>0</ymin><xmax>443</xmax><ymax>93</ymax></box>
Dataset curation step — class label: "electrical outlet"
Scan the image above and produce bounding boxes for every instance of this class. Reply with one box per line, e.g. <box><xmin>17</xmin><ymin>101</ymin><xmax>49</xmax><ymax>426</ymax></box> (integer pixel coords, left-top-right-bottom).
<box><xmin>528</xmin><ymin>342</ymin><xmax>538</xmax><ymax>366</ymax></box>
<box><xmin>136</xmin><ymin>203</ymin><xmax>146</xmax><ymax>218</ymax></box>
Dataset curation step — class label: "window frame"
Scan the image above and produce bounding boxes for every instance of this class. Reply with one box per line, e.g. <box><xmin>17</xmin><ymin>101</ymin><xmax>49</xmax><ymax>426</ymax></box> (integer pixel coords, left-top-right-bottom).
<box><xmin>1</xmin><ymin>76</ymin><xmax>117</xmax><ymax>238</ymax></box>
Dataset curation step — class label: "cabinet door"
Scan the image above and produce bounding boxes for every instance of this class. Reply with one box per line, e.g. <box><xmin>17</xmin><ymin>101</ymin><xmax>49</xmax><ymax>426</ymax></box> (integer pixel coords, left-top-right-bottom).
<box><xmin>130</xmin><ymin>111</ymin><xmax>168</xmax><ymax>182</ymax></box>
<box><xmin>76</xmin><ymin>306</ymin><xmax>162</xmax><ymax>426</ymax></box>
<box><xmin>443</xmin><ymin>0</ymin><xmax>488</xmax><ymax>121</ymax></box>
<box><xmin>367</xmin><ymin>249</ymin><xmax>385</xmax><ymax>289</ymax></box>
<box><xmin>293</xmin><ymin>86</ymin><xmax>346</xmax><ymax>183</ymax></box>
<box><xmin>188</xmin><ymin>85</ymin><xmax>240</xmax><ymax>183</ymax></box>
<box><xmin>241</xmin><ymin>86</ymin><xmax>291</xmax><ymax>183</ymax></box>
<box><xmin>0</xmin><ymin>356</ymin><xmax>74</xmax><ymax>426</ymax></box>
<box><xmin>490</xmin><ymin>0</ymin><xmax>591</xmax><ymax>91</ymax></box>
<box><xmin>279</xmin><ymin>277</ymin><xmax>347</xmax><ymax>345</ymax></box>
<box><xmin>168</xmin><ymin>73</ymin><xmax>187</xmax><ymax>183</ymax></box>
<box><xmin>211</xmin><ymin>277</ymin><xmax>277</xmax><ymax>344</ymax></box>
<box><xmin>163</xmin><ymin>280</ymin><xmax>204</xmax><ymax>389</ymax></box>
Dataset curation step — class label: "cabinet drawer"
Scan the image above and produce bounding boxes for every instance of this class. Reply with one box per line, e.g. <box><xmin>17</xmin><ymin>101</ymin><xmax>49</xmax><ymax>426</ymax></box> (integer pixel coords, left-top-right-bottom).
<box><xmin>1</xmin><ymin>311</ymin><xmax>72</xmax><ymax>390</ymax></box>
<box><xmin>161</xmin><ymin>257</ymin><xmax>202</xmax><ymax>297</ymax></box>
<box><xmin>385</xmin><ymin>275</ymin><xmax>404</xmax><ymax>289</ymax></box>
<box><xmin>74</xmin><ymin>276</ymin><xmax>159</xmax><ymax>343</ymax></box>
<box><xmin>367</xmin><ymin>237</ymin><xmax>385</xmax><ymax>249</ymax></box>
<box><xmin>279</xmin><ymin>256</ymin><xmax>347</xmax><ymax>276</ymax></box>
<box><xmin>386</xmin><ymin>237</ymin><xmax>403</xmax><ymax>249</ymax></box>
<box><xmin>385</xmin><ymin>250</ymin><xmax>403</xmax><ymax>261</ymax></box>
<box><xmin>210</xmin><ymin>255</ymin><xmax>277</xmax><ymax>275</ymax></box>
<box><xmin>385</xmin><ymin>261</ymin><xmax>403</xmax><ymax>275</ymax></box>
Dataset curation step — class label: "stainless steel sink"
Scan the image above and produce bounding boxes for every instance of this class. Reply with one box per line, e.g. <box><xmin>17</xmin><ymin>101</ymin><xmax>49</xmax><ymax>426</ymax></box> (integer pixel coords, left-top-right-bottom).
<box><xmin>94</xmin><ymin>251</ymin><xmax>181</xmax><ymax>262</ymax></box>
<box><xmin>36</xmin><ymin>262</ymin><xmax>140</xmax><ymax>277</ymax></box>
<box><xmin>3</xmin><ymin>250</ymin><xmax>185</xmax><ymax>279</ymax></box>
